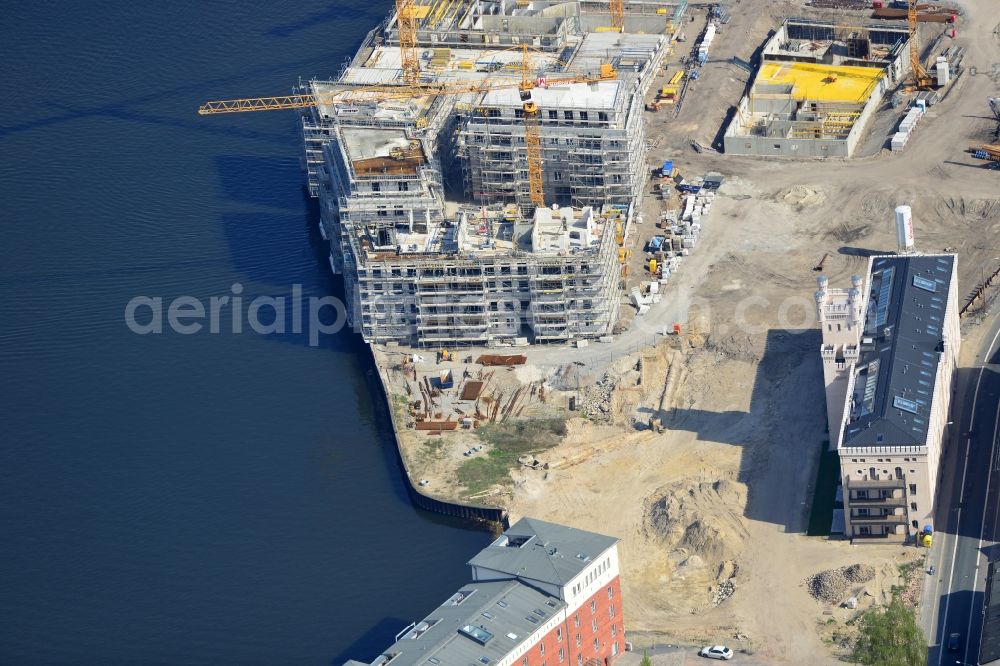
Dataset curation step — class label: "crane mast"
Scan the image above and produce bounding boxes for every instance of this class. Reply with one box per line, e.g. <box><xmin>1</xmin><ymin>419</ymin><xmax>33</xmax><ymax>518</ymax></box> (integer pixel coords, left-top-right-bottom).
<box><xmin>396</xmin><ymin>0</ymin><xmax>421</xmax><ymax>85</ymax></box>
<box><xmin>518</xmin><ymin>46</ymin><xmax>545</xmax><ymax>208</ymax></box>
<box><xmin>199</xmin><ymin>43</ymin><xmax>617</xmax><ymax>210</ymax></box>
<box><xmin>610</xmin><ymin>0</ymin><xmax>625</xmax><ymax>32</ymax></box>
<box><xmin>908</xmin><ymin>0</ymin><xmax>933</xmax><ymax>89</ymax></box>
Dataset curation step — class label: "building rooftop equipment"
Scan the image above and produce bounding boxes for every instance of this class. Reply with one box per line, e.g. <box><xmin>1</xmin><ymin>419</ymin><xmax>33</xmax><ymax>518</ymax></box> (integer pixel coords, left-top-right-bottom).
<box><xmin>468</xmin><ymin>517</ymin><xmax>619</xmax><ymax>587</ymax></box>
<box><xmin>841</xmin><ymin>254</ymin><xmax>956</xmax><ymax>448</ymax></box>
<box><xmin>359</xmin><ymin>579</ymin><xmax>568</xmax><ymax>666</ymax></box>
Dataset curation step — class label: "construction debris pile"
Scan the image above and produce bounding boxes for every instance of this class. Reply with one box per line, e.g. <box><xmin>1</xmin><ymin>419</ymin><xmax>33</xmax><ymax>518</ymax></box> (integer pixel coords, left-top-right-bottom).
<box><xmin>806</xmin><ymin>564</ymin><xmax>876</xmax><ymax>605</ymax></box>
<box><xmin>578</xmin><ymin>373</ymin><xmax>618</xmax><ymax>419</ymax></box>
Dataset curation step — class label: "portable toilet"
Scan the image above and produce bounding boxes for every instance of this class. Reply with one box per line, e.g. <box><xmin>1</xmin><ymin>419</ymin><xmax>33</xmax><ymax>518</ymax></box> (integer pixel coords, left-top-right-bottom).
<box><xmin>921</xmin><ymin>525</ymin><xmax>933</xmax><ymax>547</ymax></box>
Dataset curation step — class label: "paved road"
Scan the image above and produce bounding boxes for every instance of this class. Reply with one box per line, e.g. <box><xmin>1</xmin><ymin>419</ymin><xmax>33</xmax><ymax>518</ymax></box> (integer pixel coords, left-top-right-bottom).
<box><xmin>615</xmin><ymin>645</ymin><xmax>769</xmax><ymax>665</ymax></box>
<box><xmin>924</xmin><ymin>313</ymin><xmax>1000</xmax><ymax>665</ymax></box>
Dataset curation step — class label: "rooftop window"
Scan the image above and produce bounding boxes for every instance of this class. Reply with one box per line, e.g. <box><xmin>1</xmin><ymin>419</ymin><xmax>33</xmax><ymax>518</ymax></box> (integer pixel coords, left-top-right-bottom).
<box><xmin>448</xmin><ymin>589</ymin><xmax>477</xmax><ymax>606</ymax></box>
<box><xmin>504</xmin><ymin>535</ymin><xmax>533</xmax><ymax>548</ymax></box>
<box><xmin>912</xmin><ymin>275</ymin><xmax>937</xmax><ymax>292</ymax></box>
<box><xmin>459</xmin><ymin>625</ymin><xmax>494</xmax><ymax>645</ymax></box>
<box><xmin>893</xmin><ymin>396</ymin><xmax>919</xmax><ymax>414</ymax></box>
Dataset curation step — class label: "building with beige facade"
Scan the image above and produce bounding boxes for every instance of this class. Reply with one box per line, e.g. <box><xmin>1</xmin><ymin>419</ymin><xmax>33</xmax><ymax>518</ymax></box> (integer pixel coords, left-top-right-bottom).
<box><xmin>816</xmin><ymin>254</ymin><xmax>960</xmax><ymax>542</ymax></box>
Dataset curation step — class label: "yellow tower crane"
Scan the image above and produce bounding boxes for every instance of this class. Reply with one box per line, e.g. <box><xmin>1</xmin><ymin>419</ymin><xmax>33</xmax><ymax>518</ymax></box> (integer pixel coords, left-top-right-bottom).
<box><xmin>518</xmin><ymin>45</ymin><xmax>545</xmax><ymax>208</ymax></box>
<box><xmin>609</xmin><ymin>0</ymin><xmax>625</xmax><ymax>32</ymax></box>
<box><xmin>396</xmin><ymin>0</ymin><xmax>421</xmax><ymax>85</ymax></box>
<box><xmin>198</xmin><ymin>44</ymin><xmax>617</xmax><ymax>209</ymax></box>
<box><xmin>908</xmin><ymin>0</ymin><xmax>935</xmax><ymax>89</ymax></box>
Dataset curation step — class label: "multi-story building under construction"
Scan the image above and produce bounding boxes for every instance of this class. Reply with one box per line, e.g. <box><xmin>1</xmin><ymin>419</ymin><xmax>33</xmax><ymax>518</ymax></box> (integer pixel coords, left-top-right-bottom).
<box><xmin>298</xmin><ymin>0</ymin><xmax>685</xmax><ymax>346</ymax></box>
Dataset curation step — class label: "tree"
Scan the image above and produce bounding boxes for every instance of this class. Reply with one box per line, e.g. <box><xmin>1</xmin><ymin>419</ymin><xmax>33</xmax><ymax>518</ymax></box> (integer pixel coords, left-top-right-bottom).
<box><xmin>851</xmin><ymin>598</ymin><xmax>926</xmax><ymax>666</ymax></box>
<box><xmin>639</xmin><ymin>650</ymin><xmax>653</xmax><ymax>666</ymax></box>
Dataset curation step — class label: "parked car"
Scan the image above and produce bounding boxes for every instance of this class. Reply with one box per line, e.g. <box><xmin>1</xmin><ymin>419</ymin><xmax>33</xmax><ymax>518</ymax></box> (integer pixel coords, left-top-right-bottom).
<box><xmin>699</xmin><ymin>645</ymin><xmax>734</xmax><ymax>660</ymax></box>
<box><xmin>948</xmin><ymin>632</ymin><xmax>961</xmax><ymax>651</ymax></box>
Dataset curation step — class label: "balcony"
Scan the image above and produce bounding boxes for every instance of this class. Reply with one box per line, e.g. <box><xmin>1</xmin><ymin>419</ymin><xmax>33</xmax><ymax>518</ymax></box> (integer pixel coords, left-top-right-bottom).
<box><xmin>848</xmin><ymin>495</ymin><xmax>906</xmax><ymax>507</ymax></box>
<box><xmin>852</xmin><ymin>531</ymin><xmax>906</xmax><ymax>542</ymax></box>
<box><xmin>850</xmin><ymin>513</ymin><xmax>907</xmax><ymax>524</ymax></box>
<box><xmin>846</xmin><ymin>478</ymin><xmax>906</xmax><ymax>490</ymax></box>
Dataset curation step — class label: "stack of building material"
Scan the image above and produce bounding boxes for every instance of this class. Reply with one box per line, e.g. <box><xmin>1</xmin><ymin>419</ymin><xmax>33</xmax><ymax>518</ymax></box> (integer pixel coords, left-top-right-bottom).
<box><xmin>891</xmin><ymin>105</ymin><xmax>924</xmax><ymax>152</ymax></box>
<box><xmin>698</xmin><ymin>24</ymin><xmax>716</xmax><ymax>64</ymax></box>
<box><xmin>429</xmin><ymin>48</ymin><xmax>451</xmax><ymax>68</ymax></box>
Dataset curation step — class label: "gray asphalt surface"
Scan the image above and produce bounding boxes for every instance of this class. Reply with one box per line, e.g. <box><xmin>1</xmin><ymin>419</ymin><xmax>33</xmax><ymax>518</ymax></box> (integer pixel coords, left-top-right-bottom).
<box><xmin>926</xmin><ymin>313</ymin><xmax>1000</xmax><ymax>666</ymax></box>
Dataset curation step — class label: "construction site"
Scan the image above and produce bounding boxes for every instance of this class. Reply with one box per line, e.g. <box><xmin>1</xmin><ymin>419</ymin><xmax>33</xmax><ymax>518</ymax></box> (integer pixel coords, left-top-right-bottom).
<box><xmin>197</xmin><ymin>0</ymin><xmax>1000</xmax><ymax>660</ymax></box>
<box><xmin>293</xmin><ymin>0</ymin><xmax>688</xmax><ymax>346</ymax></box>
<box><xmin>723</xmin><ymin>18</ymin><xmax>912</xmax><ymax>157</ymax></box>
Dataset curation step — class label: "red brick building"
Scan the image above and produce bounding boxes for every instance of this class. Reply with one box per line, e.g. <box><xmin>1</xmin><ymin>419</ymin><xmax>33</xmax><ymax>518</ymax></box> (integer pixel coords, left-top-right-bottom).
<box><xmin>344</xmin><ymin>518</ymin><xmax>626</xmax><ymax>666</ymax></box>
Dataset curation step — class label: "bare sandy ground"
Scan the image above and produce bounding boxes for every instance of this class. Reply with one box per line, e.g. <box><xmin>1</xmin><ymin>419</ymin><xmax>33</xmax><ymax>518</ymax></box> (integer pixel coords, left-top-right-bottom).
<box><xmin>507</xmin><ymin>0</ymin><xmax>1000</xmax><ymax>658</ymax></box>
<box><xmin>378</xmin><ymin>0</ymin><xmax>1000</xmax><ymax>660</ymax></box>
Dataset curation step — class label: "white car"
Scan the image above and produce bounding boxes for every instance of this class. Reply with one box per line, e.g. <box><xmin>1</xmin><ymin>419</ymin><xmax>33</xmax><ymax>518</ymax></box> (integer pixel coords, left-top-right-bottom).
<box><xmin>699</xmin><ymin>645</ymin><xmax>734</xmax><ymax>660</ymax></box>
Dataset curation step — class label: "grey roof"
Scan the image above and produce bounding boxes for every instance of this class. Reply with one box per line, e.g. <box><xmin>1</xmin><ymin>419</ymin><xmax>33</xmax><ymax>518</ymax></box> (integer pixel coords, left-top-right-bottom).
<box><xmin>360</xmin><ymin>579</ymin><xmax>566</xmax><ymax>666</ymax></box>
<box><xmin>841</xmin><ymin>254</ymin><xmax>955</xmax><ymax>448</ymax></box>
<box><xmin>467</xmin><ymin>517</ymin><xmax>619</xmax><ymax>586</ymax></box>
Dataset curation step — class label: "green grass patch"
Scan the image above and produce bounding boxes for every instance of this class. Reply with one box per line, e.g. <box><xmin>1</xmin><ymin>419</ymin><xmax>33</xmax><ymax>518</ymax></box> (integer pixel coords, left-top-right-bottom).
<box><xmin>807</xmin><ymin>441</ymin><xmax>841</xmax><ymax>537</ymax></box>
<box><xmin>422</xmin><ymin>437</ymin><xmax>445</xmax><ymax>458</ymax></box>
<box><xmin>897</xmin><ymin>559</ymin><xmax>923</xmax><ymax>582</ymax></box>
<box><xmin>891</xmin><ymin>558</ymin><xmax>924</xmax><ymax>597</ymax></box>
<box><xmin>475</xmin><ymin>418</ymin><xmax>567</xmax><ymax>451</ymax></box>
<box><xmin>456</xmin><ymin>418</ymin><xmax>567</xmax><ymax>495</ymax></box>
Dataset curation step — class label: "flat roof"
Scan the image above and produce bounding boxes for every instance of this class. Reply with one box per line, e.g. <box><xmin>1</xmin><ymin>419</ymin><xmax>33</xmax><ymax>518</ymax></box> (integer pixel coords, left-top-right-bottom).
<box><xmin>468</xmin><ymin>517</ymin><xmax>619</xmax><ymax>586</ymax></box>
<box><xmin>367</xmin><ymin>579</ymin><xmax>566</xmax><ymax>666</ymax></box>
<box><xmin>841</xmin><ymin>254</ymin><xmax>956</xmax><ymax>448</ymax></box>
<box><xmin>757</xmin><ymin>62</ymin><xmax>884</xmax><ymax>103</ymax></box>
<box><xmin>571</xmin><ymin>31</ymin><xmax>664</xmax><ymax>73</ymax></box>
<box><xmin>340</xmin><ymin>128</ymin><xmax>427</xmax><ymax>176</ymax></box>
<box><xmin>482</xmin><ymin>79</ymin><xmax>622</xmax><ymax>110</ymax></box>
<box><xmin>341</xmin><ymin>128</ymin><xmax>412</xmax><ymax>161</ymax></box>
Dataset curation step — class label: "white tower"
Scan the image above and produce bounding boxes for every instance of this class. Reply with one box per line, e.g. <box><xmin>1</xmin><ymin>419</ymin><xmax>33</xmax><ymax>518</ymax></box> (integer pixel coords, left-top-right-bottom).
<box><xmin>816</xmin><ymin>274</ymin><xmax>865</xmax><ymax>439</ymax></box>
<box><xmin>895</xmin><ymin>205</ymin><xmax>914</xmax><ymax>253</ymax></box>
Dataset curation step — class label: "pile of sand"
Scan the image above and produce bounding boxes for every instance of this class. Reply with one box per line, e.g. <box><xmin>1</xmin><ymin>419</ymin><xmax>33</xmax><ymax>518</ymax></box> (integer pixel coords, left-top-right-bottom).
<box><xmin>776</xmin><ymin>185</ymin><xmax>826</xmax><ymax>209</ymax></box>
<box><xmin>644</xmin><ymin>479</ymin><xmax>747</xmax><ymax>580</ymax></box>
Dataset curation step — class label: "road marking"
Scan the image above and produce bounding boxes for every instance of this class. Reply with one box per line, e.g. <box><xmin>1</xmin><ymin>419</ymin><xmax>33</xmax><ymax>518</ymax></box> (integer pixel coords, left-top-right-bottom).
<box><xmin>965</xmin><ymin>399</ymin><xmax>1000</xmax><ymax>658</ymax></box>
<box><xmin>939</xmin><ymin>323</ymin><xmax>1000</xmax><ymax>665</ymax></box>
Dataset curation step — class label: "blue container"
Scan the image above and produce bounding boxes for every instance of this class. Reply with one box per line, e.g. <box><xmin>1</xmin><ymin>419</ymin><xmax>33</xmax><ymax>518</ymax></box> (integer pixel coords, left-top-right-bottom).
<box><xmin>662</xmin><ymin>160</ymin><xmax>673</xmax><ymax>176</ymax></box>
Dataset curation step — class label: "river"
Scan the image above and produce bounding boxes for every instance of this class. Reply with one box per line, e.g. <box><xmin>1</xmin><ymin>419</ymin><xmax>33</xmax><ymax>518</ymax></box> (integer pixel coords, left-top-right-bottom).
<box><xmin>0</xmin><ymin>2</ymin><xmax>486</xmax><ymax>663</ymax></box>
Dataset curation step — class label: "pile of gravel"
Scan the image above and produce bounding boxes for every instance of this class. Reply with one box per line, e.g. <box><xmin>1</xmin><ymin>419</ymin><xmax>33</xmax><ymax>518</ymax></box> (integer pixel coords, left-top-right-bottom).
<box><xmin>843</xmin><ymin>563</ymin><xmax>876</xmax><ymax>583</ymax></box>
<box><xmin>578</xmin><ymin>373</ymin><xmax>615</xmax><ymax>418</ymax></box>
<box><xmin>713</xmin><ymin>579</ymin><xmax>736</xmax><ymax>606</ymax></box>
<box><xmin>807</xmin><ymin>563</ymin><xmax>875</xmax><ymax>605</ymax></box>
